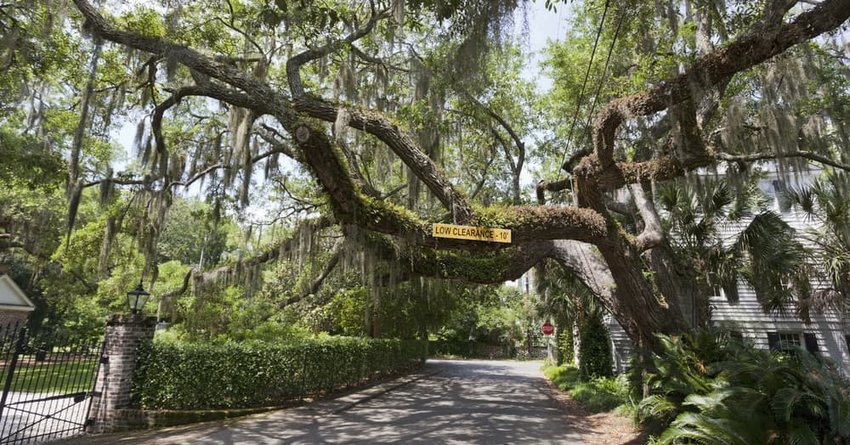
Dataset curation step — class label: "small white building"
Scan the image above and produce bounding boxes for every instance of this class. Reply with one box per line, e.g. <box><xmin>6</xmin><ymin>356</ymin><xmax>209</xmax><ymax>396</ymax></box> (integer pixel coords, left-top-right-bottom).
<box><xmin>0</xmin><ymin>275</ymin><xmax>36</xmax><ymax>327</ymax></box>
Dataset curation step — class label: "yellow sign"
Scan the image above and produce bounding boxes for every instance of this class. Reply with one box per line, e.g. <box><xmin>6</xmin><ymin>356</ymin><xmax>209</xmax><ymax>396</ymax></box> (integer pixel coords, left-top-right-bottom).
<box><xmin>431</xmin><ymin>223</ymin><xmax>511</xmax><ymax>243</ymax></box>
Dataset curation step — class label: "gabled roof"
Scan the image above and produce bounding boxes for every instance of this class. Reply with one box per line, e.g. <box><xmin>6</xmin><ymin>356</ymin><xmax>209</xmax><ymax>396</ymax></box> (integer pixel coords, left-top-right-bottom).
<box><xmin>0</xmin><ymin>275</ymin><xmax>35</xmax><ymax>312</ymax></box>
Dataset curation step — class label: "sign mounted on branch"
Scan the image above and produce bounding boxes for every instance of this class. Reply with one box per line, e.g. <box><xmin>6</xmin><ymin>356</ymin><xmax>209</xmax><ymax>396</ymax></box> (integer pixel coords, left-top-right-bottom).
<box><xmin>431</xmin><ymin>223</ymin><xmax>511</xmax><ymax>244</ymax></box>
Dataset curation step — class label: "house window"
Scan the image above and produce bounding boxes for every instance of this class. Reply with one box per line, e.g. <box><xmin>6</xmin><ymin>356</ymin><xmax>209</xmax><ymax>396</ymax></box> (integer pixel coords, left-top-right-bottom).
<box><xmin>767</xmin><ymin>332</ymin><xmax>801</xmax><ymax>351</ymax></box>
<box><xmin>779</xmin><ymin>332</ymin><xmax>801</xmax><ymax>349</ymax></box>
<box><xmin>767</xmin><ymin>332</ymin><xmax>819</xmax><ymax>354</ymax></box>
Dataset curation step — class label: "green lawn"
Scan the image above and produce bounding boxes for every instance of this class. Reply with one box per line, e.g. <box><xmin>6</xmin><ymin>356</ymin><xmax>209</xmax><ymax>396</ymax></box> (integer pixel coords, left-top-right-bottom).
<box><xmin>8</xmin><ymin>359</ymin><xmax>98</xmax><ymax>393</ymax></box>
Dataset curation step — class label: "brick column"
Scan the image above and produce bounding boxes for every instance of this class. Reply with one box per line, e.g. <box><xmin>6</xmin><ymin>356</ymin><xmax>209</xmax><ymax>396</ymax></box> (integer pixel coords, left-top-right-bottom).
<box><xmin>87</xmin><ymin>314</ymin><xmax>156</xmax><ymax>433</ymax></box>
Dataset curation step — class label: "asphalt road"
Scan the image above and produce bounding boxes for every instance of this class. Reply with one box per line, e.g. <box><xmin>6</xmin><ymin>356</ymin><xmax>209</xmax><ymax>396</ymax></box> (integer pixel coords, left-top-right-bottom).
<box><xmin>57</xmin><ymin>360</ymin><xmax>591</xmax><ymax>444</ymax></box>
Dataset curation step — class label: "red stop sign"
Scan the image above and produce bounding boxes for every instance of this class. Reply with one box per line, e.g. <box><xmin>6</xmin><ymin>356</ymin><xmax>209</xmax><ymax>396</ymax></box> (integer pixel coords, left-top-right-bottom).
<box><xmin>542</xmin><ymin>322</ymin><xmax>554</xmax><ymax>335</ymax></box>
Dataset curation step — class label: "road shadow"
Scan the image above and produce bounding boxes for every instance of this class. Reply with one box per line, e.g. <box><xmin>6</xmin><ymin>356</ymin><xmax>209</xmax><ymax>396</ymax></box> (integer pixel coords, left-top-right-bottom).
<box><xmin>56</xmin><ymin>360</ymin><xmax>642</xmax><ymax>444</ymax></box>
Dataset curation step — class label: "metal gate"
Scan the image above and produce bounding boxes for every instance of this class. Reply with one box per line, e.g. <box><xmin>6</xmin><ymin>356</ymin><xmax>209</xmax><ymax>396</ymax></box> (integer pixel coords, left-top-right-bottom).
<box><xmin>0</xmin><ymin>322</ymin><xmax>103</xmax><ymax>444</ymax></box>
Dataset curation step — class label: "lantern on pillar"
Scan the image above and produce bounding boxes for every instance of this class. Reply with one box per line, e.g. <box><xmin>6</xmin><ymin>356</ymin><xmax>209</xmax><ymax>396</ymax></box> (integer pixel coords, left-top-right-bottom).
<box><xmin>126</xmin><ymin>281</ymin><xmax>150</xmax><ymax>315</ymax></box>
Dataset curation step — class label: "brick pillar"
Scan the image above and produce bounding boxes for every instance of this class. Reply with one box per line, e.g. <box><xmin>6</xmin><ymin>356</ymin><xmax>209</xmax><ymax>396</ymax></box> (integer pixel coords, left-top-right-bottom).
<box><xmin>87</xmin><ymin>314</ymin><xmax>156</xmax><ymax>433</ymax></box>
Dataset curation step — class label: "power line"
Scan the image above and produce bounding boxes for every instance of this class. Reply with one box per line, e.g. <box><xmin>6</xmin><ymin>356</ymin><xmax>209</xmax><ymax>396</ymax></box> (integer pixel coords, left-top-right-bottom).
<box><xmin>556</xmin><ymin>0</ymin><xmax>610</xmax><ymax>183</ymax></box>
<box><xmin>575</xmin><ymin>7</ymin><xmax>627</xmax><ymax>154</ymax></box>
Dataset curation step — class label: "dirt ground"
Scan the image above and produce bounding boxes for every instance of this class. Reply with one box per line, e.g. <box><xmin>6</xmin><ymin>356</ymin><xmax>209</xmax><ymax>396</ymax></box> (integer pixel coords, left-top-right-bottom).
<box><xmin>541</xmin><ymin>378</ymin><xmax>646</xmax><ymax>445</ymax></box>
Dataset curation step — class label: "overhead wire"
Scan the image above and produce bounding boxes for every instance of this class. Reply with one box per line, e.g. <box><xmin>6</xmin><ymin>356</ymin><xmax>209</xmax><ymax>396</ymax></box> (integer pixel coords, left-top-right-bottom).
<box><xmin>558</xmin><ymin>3</ymin><xmax>628</xmax><ymax>296</ymax></box>
<box><xmin>555</xmin><ymin>0</ymin><xmax>610</xmax><ymax>183</ymax></box>
<box><xmin>575</xmin><ymin>5</ymin><xmax>627</xmax><ymax>154</ymax></box>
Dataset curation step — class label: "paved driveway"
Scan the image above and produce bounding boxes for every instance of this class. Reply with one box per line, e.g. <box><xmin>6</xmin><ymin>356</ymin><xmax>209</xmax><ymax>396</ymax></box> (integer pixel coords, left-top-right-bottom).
<box><xmin>57</xmin><ymin>360</ymin><xmax>597</xmax><ymax>444</ymax></box>
<box><xmin>1</xmin><ymin>391</ymin><xmax>91</xmax><ymax>444</ymax></box>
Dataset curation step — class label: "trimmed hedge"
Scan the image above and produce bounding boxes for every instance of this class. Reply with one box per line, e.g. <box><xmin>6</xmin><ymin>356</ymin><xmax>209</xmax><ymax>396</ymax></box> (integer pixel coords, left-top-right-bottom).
<box><xmin>132</xmin><ymin>337</ymin><xmax>425</xmax><ymax>410</ymax></box>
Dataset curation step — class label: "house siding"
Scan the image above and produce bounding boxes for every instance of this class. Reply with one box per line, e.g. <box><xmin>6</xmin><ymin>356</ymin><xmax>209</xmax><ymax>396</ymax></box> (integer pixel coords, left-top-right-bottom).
<box><xmin>709</xmin><ymin>188</ymin><xmax>850</xmax><ymax>375</ymax></box>
<box><xmin>605</xmin><ymin>314</ymin><xmax>633</xmax><ymax>374</ymax></box>
<box><xmin>710</xmin><ymin>290</ymin><xmax>850</xmax><ymax>375</ymax></box>
<box><xmin>604</xmin><ymin>169</ymin><xmax>850</xmax><ymax>375</ymax></box>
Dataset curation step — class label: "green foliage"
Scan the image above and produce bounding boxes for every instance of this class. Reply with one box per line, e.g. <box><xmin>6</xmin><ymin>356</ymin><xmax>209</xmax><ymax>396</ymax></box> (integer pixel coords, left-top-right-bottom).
<box><xmin>543</xmin><ymin>364</ymin><xmax>631</xmax><ymax>414</ymax></box>
<box><xmin>636</xmin><ymin>331</ymin><xmax>727</xmax><ymax>428</ymax></box>
<box><xmin>174</xmin><ymin>285</ymin><xmax>308</xmax><ymax>342</ymax></box>
<box><xmin>557</xmin><ymin>328</ymin><xmax>574</xmax><ymax>365</ymax></box>
<box><xmin>572</xmin><ymin>374</ymin><xmax>632</xmax><ymax>414</ymax></box>
<box><xmin>543</xmin><ymin>363</ymin><xmax>580</xmax><ymax>389</ymax></box>
<box><xmin>0</xmin><ymin>127</ymin><xmax>65</xmax><ymax>190</ymax></box>
<box><xmin>430</xmin><ymin>285</ymin><xmax>538</xmax><ymax>358</ymax></box>
<box><xmin>116</xmin><ymin>8</ymin><xmax>168</xmax><ymax>37</ymax></box>
<box><xmin>578</xmin><ymin>311</ymin><xmax>612</xmax><ymax>379</ymax></box>
<box><xmin>133</xmin><ymin>336</ymin><xmax>425</xmax><ymax>410</ymax></box>
<box><xmin>535</xmin><ymin>258</ymin><xmax>598</xmax><ymax>366</ymax></box>
<box><xmin>327</xmin><ymin>287</ymin><xmax>370</xmax><ymax>336</ymax></box>
<box><xmin>787</xmin><ymin>170</ymin><xmax>850</xmax><ymax>304</ymax></box>
<box><xmin>657</xmin><ymin>176</ymin><xmax>813</xmax><ymax>318</ymax></box>
<box><xmin>6</xmin><ymin>0</ymin><xmax>850</xmax><ymax>370</ymax></box>
<box><xmin>157</xmin><ymin>198</ymin><xmax>230</xmax><ymax>266</ymax></box>
<box><xmin>638</xmin><ymin>331</ymin><xmax>850</xmax><ymax>445</ymax></box>
<box><xmin>737</xmin><ymin>211</ymin><xmax>812</xmax><ymax>316</ymax></box>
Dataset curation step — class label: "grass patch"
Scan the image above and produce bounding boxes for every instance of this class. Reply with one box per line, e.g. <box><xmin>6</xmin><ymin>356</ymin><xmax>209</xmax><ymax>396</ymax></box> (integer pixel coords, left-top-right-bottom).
<box><xmin>9</xmin><ymin>359</ymin><xmax>98</xmax><ymax>393</ymax></box>
<box><xmin>543</xmin><ymin>364</ymin><xmax>632</xmax><ymax>413</ymax></box>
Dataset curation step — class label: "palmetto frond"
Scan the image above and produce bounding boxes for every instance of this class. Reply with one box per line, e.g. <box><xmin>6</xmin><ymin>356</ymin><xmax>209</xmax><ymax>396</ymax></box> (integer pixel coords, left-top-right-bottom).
<box><xmin>786</xmin><ymin>170</ymin><xmax>850</xmax><ymax>302</ymax></box>
<box><xmin>785</xmin><ymin>186</ymin><xmax>816</xmax><ymax>217</ymax></box>
<box><xmin>654</xmin><ymin>411</ymin><xmax>770</xmax><ymax>445</ymax></box>
<box><xmin>658</xmin><ymin>175</ymin><xmax>813</xmax><ymax>316</ymax></box>
<box><xmin>733</xmin><ymin>211</ymin><xmax>811</xmax><ymax>317</ymax></box>
<box><xmin>653</xmin><ymin>342</ymin><xmax>850</xmax><ymax>445</ymax></box>
<box><xmin>639</xmin><ymin>394</ymin><xmax>678</xmax><ymax>421</ymax></box>
<box><xmin>700</xmin><ymin>181</ymin><xmax>733</xmax><ymax>219</ymax></box>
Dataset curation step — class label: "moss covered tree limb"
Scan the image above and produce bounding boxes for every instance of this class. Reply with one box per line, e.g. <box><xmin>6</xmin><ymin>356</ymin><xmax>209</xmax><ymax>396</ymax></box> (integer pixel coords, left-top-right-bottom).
<box><xmin>292</xmin><ymin>97</ymin><xmax>474</xmax><ymax>222</ymax></box>
<box><xmin>588</xmin><ymin>0</ymin><xmax>850</xmax><ymax>174</ymax></box>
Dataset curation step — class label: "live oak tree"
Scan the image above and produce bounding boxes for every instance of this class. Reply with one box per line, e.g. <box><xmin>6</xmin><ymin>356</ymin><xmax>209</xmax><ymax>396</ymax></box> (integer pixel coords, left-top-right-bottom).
<box><xmin>4</xmin><ymin>0</ymin><xmax>850</xmax><ymax>350</ymax></box>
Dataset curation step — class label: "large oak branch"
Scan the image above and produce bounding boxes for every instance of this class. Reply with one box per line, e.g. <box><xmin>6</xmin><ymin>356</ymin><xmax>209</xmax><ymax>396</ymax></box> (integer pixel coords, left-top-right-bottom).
<box><xmin>293</xmin><ymin>97</ymin><xmax>474</xmax><ymax>222</ymax></box>
<box><xmin>591</xmin><ymin>0</ymin><xmax>850</xmax><ymax>170</ymax></box>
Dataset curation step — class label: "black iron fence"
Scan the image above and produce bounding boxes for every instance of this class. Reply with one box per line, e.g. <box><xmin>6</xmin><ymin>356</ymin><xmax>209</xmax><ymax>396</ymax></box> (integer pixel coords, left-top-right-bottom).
<box><xmin>0</xmin><ymin>322</ymin><xmax>103</xmax><ymax>444</ymax></box>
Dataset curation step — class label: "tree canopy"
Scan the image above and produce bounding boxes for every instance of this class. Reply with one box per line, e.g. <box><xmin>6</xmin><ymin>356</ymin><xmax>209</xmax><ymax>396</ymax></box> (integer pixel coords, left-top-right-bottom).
<box><xmin>2</xmin><ymin>0</ymin><xmax>849</xmax><ymax>350</ymax></box>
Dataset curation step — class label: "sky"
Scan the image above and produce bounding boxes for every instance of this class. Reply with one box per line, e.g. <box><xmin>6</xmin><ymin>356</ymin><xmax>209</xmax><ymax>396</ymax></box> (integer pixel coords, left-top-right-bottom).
<box><xmin>516</xmin><ymin>0</ymin><xmax>574</xmax><ymax>93</ymax></box>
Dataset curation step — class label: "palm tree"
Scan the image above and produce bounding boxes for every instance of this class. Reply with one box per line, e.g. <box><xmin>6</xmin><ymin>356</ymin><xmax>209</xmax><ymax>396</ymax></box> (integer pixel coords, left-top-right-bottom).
<box><xmin>787</xmin><ymin>170</ymin><xmax>850</xmax><ymax>315</ymax></box>
<box><xmin>653</xmin><ymin>342</ymin><xmax>850</xmax><ymax>445</ymax></box>
<box><xmin>657</xmin><ymin>175</ymin><xmax>812</xmax><ymax>319</ymax></box>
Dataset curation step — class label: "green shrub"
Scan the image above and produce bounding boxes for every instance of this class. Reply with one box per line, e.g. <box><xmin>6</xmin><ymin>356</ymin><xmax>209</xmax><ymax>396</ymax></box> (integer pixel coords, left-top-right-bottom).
<box><xmin>543</xmin><ymin>363</ymin><xmax>580</xmax><ymax>391</ymax></box>
<box><xmin>543</xmin><ymin>364</ymin><xmax>631</xmax><ymax>414</ymax></box>
<box><xmin>578</xmin><ymin>312</ymin><xmax>612</xmax><ymax>379</ymax></box>
<box><xmin>133</xmin><ymin>337</ymin><xmax>424</xmax><ymax>410</ymax></box>
<box><xmin>639</xmin><ymin>331</ymin><xmax>850</xmax><ymax>445</ymax></box>
<box><xmin>557</xmin><ymin>328</ymin><xmax>574</xmax><ymax>365</ymax></box>
<box><xmin>636</xmin><ymin>330</ymin><xmax>726</xmax><ymax>429</ymax></box>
